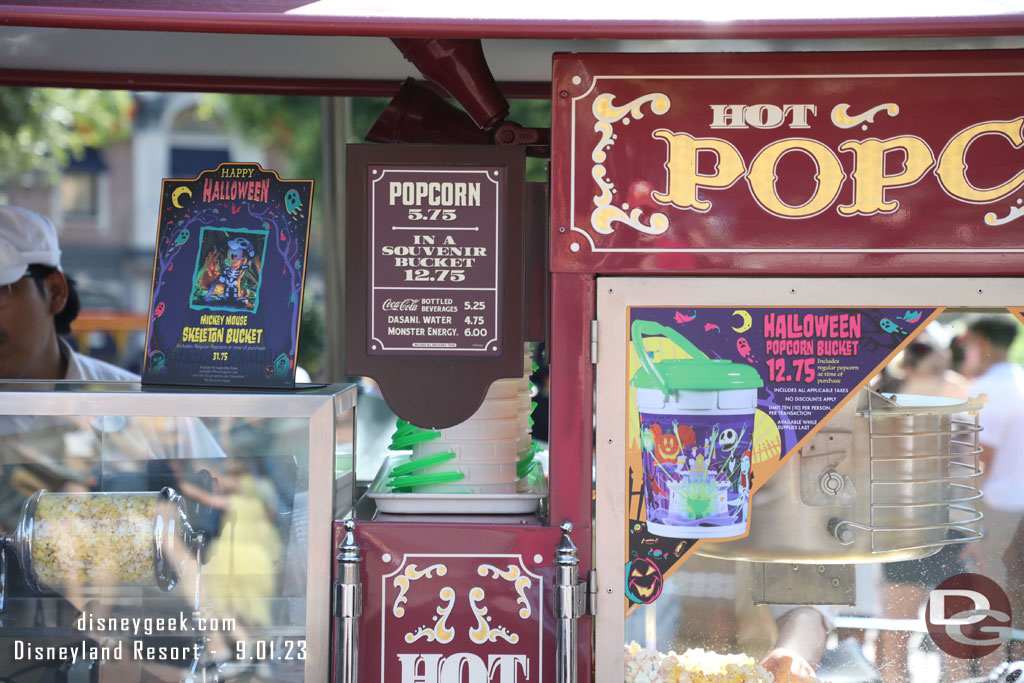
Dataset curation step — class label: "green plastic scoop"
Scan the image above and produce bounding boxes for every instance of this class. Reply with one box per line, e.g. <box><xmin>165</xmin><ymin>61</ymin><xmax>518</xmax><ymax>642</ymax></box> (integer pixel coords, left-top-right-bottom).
<box><xmin>393</xmin><ymin>418</ymin><xmax>426</xmax><ymax>437</ymax></box>
<box><xmin>389</xmin><ymin>428</ymin><xmax>441</xmax><ymax>450</ymax></box>
<box><xmin>387</xmin><ymin>470</ymin><xmax>465</xmax><ymax>489</ymax></box>
<box><xmin>388</xmin><ymin>452</ymin><xmax>456</xmax><ymax>478</ymax></box>
<box><xmin>516</xmin><ymin>440</ymin><xmax>541</xmax><ymax>478</ymax></box>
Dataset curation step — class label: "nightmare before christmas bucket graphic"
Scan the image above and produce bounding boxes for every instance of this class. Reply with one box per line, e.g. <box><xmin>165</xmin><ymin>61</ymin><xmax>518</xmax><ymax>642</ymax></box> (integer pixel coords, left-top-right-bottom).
<box><xmin>632</xmin><ymin>320</ymin><xmax>762</xmax><ymax>539</ymax></box>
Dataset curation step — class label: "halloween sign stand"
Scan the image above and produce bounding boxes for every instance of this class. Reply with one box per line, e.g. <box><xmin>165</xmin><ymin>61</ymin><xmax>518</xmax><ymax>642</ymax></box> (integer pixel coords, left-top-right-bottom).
<box><xmin>142</xmin><ymin>162</ymin><xmax>313</xmax><ymax>389</ymax></box>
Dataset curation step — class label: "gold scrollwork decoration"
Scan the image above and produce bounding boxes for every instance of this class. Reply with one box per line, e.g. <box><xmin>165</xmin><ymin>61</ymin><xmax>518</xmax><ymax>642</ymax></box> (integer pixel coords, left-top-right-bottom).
<box><xmin>392</xmin><ymin>563</ymin><xmax>447</xmax><ymax>618</ymax></box>
<box><xmin>589</xmin><ymin>92</ymin><xmax>671</xmax><ymax>236</ymax></box>
<box><xmin>405</xmin><ymin>586</ymin><xmax>457</xmax><ymax>644</ymax></box>
<box><xmin>478</xmin><ymin>564</ymin><xmax>533</xmax><ymax>619</ymax></box>
<box><xmin>468</xmin><ymin>587</ymin><xmax>519</xmax><ymax>645</ymax></box>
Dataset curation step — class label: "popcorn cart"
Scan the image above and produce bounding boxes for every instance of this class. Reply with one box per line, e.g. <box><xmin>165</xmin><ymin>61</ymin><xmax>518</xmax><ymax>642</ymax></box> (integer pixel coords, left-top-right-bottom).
<box><xmin>558</xmin><ymin>51</ymin><xmax>1024</xmax><ymax>683</ymax></box>
<box><xmin>1</xmin><ymin>4</ymin><xmax>1024</xmax><ymax>683</ymax></box>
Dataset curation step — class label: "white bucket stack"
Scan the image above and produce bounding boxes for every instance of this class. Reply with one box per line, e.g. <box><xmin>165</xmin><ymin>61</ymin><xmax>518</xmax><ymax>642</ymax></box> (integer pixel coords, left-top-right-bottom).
<box><xmin>395</xmin><ymin>344</ymin><xmax>537</xmax><ymax>495</ymax></box>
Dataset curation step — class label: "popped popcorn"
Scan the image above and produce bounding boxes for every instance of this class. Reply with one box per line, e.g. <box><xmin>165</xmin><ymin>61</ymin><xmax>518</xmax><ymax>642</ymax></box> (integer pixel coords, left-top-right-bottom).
<box><xmin>30</xmin><ymin>492</ymin><xmax>160</xmax><ymax>588</ymax></box>
<box><xmin>625</xmin><ymin>642</ymin><xmax>779</xmax><ymax>683</ymax></box>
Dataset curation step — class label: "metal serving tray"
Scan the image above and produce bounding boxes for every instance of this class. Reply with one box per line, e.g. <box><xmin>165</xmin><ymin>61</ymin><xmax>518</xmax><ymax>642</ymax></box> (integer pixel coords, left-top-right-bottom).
<box><xmin>366</xmin><ymin>454</ymin><xmax>546</xmax><ymax>514</ymax></box>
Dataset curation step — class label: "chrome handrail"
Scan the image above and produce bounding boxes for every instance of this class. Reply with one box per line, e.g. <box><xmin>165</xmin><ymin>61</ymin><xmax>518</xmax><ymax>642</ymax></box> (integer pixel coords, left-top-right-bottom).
<box><xmin>335</xmin><ymin>519</ymin><xmax>362</xmax><ymax>683</ymax></box>
<box><xmin>555</xmin><ymin>521</ymin><xmax>584</xmax><ymax>683</ymax></box>
<box><xmin>870</xmin><ymin>471</ymin><xmax>983</xmax><ymax>486</ymax></box>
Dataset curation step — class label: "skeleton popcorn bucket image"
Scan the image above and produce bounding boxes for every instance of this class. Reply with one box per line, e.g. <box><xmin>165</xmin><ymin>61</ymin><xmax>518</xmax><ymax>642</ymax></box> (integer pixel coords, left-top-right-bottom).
<box><xmin>631</xmin><ymin>320</ymin><xmax>763</xmax><ymax>539</ymax></box>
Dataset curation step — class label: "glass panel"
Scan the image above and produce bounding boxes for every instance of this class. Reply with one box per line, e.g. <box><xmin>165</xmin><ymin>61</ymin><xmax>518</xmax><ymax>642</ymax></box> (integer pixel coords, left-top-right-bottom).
<box><xmin>335</xmin><ymin>399</ymin><xmax>355</xmax><ymax>518</ymax></box>
<box><xmin>625</xmin><ymin>309</ymin><xmax>1024</xmax><ymax>683</ymax></box>
<box><xmin>0</xmin><ymin>409</ymin><xmax>316</xmax><ymax>681</ymax></box>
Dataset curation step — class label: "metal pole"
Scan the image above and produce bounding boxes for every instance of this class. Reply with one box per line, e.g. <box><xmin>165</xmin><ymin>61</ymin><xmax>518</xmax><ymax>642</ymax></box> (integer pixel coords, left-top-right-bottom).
<box><xmin>335</xmin><ymin>518</ymin><xmax>362</xmax><ymax>683</ymax></box>
<box><xmin>555</xmin><ymin>521</ymin><xmax>582</xmax><ymax>683</ymax></box>
<box><xmin>320</xmin><ymin>96</ymin><xmax>350</xmax><ymax>382</ymax></box>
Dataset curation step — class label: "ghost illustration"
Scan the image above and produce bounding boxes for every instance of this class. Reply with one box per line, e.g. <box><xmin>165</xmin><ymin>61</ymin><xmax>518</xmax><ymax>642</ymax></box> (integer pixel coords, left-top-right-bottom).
<box><xmin>174</xmin><ymin>228</ymin><xmax>190</xmax><ymax>246</ymax></box>
<box><xmin>880</xmin><ymin>318</ymin><xmax>906</xmax><ymax>335</ymax></box>
<box><xmin>148</xmin><ymin>350</ymin><xmax>167</xmax><ymax>374</ymax></box>
<box><xmin>285</xmin><ymin>190</ymin><xmax>303</xmax><ymax>216</ymax></box>
<box><xmin>737</xmin><ymin>337</ymin><xmax>757</xmax><ymax>363</ymax></box>
<box><xmin>154</xmin><ymin>302</ymin><xmax>165</xmax><ymax>318</ymax></box>
<box><xmin>273</xmin><ymin>353</ymin><xmax>291</xmax><ymax>378</ymax></box>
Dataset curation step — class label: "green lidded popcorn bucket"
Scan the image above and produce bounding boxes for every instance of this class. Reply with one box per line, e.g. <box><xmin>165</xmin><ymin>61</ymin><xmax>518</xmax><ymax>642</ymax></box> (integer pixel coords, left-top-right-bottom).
<box><xmin>632</xmin><ymin>320</ymin><xmax>763</xmax><ymax>539</ymax></box>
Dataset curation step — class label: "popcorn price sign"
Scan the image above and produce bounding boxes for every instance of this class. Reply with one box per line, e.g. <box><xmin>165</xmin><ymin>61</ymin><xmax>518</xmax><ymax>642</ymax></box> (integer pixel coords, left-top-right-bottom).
<box><xmin>367</xmin><ymin>166</ymin><xmax>504</xmax><ymax>358</ymax></box>
<box><xmin>345</xmin><ymin>145</ymin><xmax>525</xmax><ymax>428</ymax></box>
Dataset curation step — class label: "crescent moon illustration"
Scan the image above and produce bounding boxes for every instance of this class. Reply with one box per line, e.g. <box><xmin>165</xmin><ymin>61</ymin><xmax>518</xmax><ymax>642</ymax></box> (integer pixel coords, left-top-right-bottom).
<box><xmin>732</xmin><ymin>309</ymin><xmax>752</xmax><ymax>333</ymax></box>
<box><xmin>171</xmin><ymin>186</ymin><xmax>192</xmax><ymax>209</ymax></box>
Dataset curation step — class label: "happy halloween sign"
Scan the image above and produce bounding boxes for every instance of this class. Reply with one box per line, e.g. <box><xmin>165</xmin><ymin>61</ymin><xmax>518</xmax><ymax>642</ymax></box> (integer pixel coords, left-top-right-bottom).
<box><xmin>551</xmin><ymin>51</ymin><xmax>1024</xmax><ymax>274</ymax></box>
<box><xmin>142</xmin><ymin>162</ymin><xmax>313</xmax><ymax>388</ymax></box>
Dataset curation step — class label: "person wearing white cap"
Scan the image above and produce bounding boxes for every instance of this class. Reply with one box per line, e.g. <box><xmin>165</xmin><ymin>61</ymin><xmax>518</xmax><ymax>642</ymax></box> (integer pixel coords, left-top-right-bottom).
<box><xmin>0</xmin><ymin>204</ymin><xmax>229</xmax><ymax>455</ymax></box>
<box><xmin>0</xmin><ymin>205</ymin><xmax>135</xmax><ymax>381</ymax></box>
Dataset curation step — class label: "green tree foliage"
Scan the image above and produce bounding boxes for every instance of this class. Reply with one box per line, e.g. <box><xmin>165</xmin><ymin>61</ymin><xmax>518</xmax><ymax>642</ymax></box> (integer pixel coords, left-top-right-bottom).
<box><xmin>349</xmin><ymin>97</ymin><xmax>390</xmax><ymax>143</ymax></box>
<box><xmin>0</xmin><ymin>88</ymin><xmax>132</xmax><ymax>185</ymax></box>
<box><xmin>199</xmin><ymin>94</ymin><xmax>327</xmax><ymax>182</ymax></box>
<box><xmin>204</xmin><ymin>93</ymin><xmax>551</xmax><ymax>182</ymax></box>
<box><xmin>508</xmin><ymin>99</ymin><xmax>551</xmax><ymax>183</ymax></box>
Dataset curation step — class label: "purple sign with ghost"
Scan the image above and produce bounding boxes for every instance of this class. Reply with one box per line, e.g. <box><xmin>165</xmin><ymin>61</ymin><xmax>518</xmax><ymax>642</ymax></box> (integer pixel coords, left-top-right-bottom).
<box><xmin>143</xmin><ymin>162</ymin><xmax>313</xmax><ymax>388</ymax></box>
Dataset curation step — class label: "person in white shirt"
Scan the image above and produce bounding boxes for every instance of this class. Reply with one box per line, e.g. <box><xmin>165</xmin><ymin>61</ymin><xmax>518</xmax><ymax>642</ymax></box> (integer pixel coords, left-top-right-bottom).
<box><xmin>964</xmin><ymin>316</ymin><xmax>1024</xmax><ymax>514</ymax></box>
<box><xmin>0</xmin><ymin>206</ymin><xmax>225</xmax><ymax>524</ymax></box>
<box><xmin>0</xmin><ymin>207</ymin><xmax>254</xmax><ymax>680</ymax></box>
<box><xmin>962</xmin><ymin>315</ymin><xmax>1024</xmax><ymax>660</ymax></box>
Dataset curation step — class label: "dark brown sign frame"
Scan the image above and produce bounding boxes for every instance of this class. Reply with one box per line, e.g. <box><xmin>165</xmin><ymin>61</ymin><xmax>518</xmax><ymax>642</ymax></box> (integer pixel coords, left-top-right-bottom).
<box><xmin>346</xmin><ymin>144</ymin><xmax>526</xmax><ymax>428</ymax></box>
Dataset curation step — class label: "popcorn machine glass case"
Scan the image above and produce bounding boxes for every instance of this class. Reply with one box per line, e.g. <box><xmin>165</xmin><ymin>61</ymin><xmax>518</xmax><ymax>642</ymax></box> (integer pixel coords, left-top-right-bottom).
<box><xmin>594</xmin><ymin>278</ymin><xmax>1024</xmax><ymax>682</ymax></box>
<box><xmin>0</xmin><ymin>381</ymin><xmax>355</xmax><ymax>682</ymax></box>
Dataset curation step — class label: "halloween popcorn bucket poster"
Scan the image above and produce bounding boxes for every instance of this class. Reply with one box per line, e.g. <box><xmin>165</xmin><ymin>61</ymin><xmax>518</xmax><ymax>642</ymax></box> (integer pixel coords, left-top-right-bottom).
<box><xmin>624</xmin><ymin>305</ymin><xmax>938</xmax><ymax>606</ymax></box>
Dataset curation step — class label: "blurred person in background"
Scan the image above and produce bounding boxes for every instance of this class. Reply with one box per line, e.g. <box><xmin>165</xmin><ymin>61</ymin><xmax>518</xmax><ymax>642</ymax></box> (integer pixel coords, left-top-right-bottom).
<box><xmin>0</xmin><ymin>206</ymin><xmax>231</xmax><ymax>679</ymax></box>
<box><xmin>878</xmin><ymin>335</ymin><xmax>970</xmax><ymax>400</ymax></box>
<box><xmin>0</xmin><ymin>204</ymin><xmax>222</xmax><ymax>521</ymax></box>
<box><xmin>0</xmin><ymin>204</ymin><xmax>138</xmax><ymax>525</ymax></box>
<box><xmin>0</xmin><ymin>203</ymin><xmax>221</xmax><ymax>451</ymax></box>
<box><xmin>962</xmin><ymin>316</ymin><xmax>1024</xmax><ymax>501</ymax></box>
<box><xmin>876</xmin><ymin>335</ymin><xmax>973</xmax><ymax>682</ymax></box>
<box><xmin>962</xmin><ymin>315</ymin><xmax>1024</xmax><ymax>660</ymax></box>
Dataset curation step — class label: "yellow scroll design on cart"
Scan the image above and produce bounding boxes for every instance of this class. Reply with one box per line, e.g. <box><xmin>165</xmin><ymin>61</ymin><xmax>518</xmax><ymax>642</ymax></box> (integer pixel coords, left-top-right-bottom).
<box><xmin>392</xmin><ymin>563</ymin><xmax>447</xmax><ymax>618</ymax></box>
<box><xmin>404</xmin><ymin>586</ymin><xmax>457</xmax><ymax>644</ymax></box>
<box><xmin>468</xmin><ymin>587</ymin><xmax>519</xmax><ymax>644</ymax></box>
<box><xmin>478</xmin><ymin>564</ymin><xmax>533</xmax><ymax>619</ymax></box>
<box><xmin>590</xmin><ymin>92</ymin><xmax>671</xmax><ymax>236</ymax></box>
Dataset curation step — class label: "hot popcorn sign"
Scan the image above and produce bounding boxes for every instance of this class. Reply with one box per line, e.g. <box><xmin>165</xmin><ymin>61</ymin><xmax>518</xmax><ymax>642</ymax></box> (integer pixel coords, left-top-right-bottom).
<box><xmin>551</xmin><ymin>51</ymin><xmax>1024</xmax><ymax>271</ymax></box>
<box><xmin>380</xmin><ymin>554</ymin><xmax>543</xmax><ymax>682</ymax></box>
